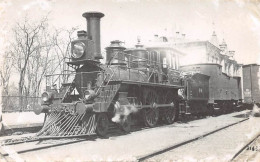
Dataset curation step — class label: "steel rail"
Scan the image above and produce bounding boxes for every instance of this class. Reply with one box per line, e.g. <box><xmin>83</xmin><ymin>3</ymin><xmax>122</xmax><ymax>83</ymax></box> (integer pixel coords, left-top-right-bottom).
<box><xmin>1</xmin><ymin>136</ymin><xmax>94</xmax><ymax>157</ymax></box>
<box><xmin>137</xmin><ymin>118</ymin><xmax>249</xmax><ymax>162</ymax></box>
<box><xmin>230</xmin><ymin>132</ymin><xmax>260</xmax><ymax>161</ymax></box>
<box><xmin>1</xmin><ymin>137</ymin><xmax>39</xmax><ymax>146</ymax></box>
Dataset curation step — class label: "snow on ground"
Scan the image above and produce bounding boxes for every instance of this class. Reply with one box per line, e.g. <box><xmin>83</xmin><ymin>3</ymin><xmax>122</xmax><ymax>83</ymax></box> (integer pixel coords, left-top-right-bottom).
<box><xmin>150</xmin><ymin>115</ymin><xmax>260</xmax><ymax>161</ymax></box>
<box><xmin>2</xmin><ymin>112</ymin><xmax>44</xmax><ymax>129</ymax></box>
<box><xmin>3</xmin><ymin>110</ymin><xmax>254</xmax><ymax>161</ymax></box>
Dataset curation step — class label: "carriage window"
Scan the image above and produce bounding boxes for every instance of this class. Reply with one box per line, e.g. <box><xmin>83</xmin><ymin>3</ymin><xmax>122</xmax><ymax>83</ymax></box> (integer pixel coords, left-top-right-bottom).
<box><xmin>154</xmin><ymin>51</ymin><xmax>157</xmax><ymax>64</ymax></box>
<box><xmin>125</xmin><ymin>57</ymin><xmax>129</xmax><ymax>67</ymax></box>
<box><xmin>163</xmin><ymin>57</ymin><xmax>167</xmax><ymax>68</ymax></box>
<box><xmin>176</xmin><ymin>54</ymin><xmax>179</xmax><ymax>70</ymax></box>
<box><xmin>168</xmin><ymin>52</ymin><xmax>172</xmax><ymax>68</ymax></box>
<box><xmin>172</xmin><ymin>55</ymin><xmax>176</xmax><ymax>69</ymax></box>
<box><xmin>150</xmin><ymin>51</ymin><xmax>153</xmax><ymax>65</ymax></box>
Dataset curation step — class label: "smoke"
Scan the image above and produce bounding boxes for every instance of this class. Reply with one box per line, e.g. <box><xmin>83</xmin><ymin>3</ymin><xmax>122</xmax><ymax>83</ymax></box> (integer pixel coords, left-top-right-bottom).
<box><xmin>22</xmin><ymin>0</ymin><xmax>52</xmax><ymax>11</ymax></box>
<box><xmin>111</xmin><ymin>101</ymin><xmax>138</xmax><ymax>124</ymax></box>
<box><xmin>251</xmin><ymin>104</ymin><xmax>260</xmax><ymax>117</ymax></box>
<box><xmin>178</xmin><ymin>89</ymin><xmax>185</xmax><ymax>99</ymax></box>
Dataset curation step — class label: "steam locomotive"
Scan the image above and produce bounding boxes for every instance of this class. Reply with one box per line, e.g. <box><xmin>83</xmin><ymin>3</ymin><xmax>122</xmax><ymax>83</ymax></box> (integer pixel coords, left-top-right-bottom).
<box><xmin>34</xmin><ymin>11</ymin><xmax>242</xmax><ymax>138</ymax></box>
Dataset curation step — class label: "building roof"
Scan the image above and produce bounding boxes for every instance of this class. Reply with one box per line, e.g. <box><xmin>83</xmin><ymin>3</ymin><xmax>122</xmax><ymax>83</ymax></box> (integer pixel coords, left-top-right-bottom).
<box><xmin>242</xmin><ymin>64</ymin><xmax>260</xmax><ymax>67</ymax></box>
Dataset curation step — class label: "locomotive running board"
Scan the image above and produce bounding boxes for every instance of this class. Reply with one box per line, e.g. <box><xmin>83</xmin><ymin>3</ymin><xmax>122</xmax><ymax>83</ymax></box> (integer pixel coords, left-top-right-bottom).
<box><xmin>124</xmin><ymin>103</ymin><xmax>175</xmax><ymax>109</ymax></box>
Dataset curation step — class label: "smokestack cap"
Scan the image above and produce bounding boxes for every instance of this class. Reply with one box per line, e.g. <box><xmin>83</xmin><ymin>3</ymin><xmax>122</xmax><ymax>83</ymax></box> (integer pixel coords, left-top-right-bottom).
<box><xmin>82</xmin><ymin>12</ymin><xmax>104</xmax><ymax>19</ymax></box>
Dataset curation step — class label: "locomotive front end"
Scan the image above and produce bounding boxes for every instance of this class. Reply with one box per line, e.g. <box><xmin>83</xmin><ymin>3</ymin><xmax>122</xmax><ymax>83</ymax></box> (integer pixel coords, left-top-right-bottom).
<box><xmin>34</xmin><ymin>12</ymin><xmax>107</xmax><ymax>138</ymax></box>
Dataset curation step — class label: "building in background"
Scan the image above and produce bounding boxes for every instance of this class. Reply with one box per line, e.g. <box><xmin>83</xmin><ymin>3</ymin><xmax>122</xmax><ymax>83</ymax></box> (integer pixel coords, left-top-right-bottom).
<box><xmin>147</xmin><ymin>31</ymin><xmax>243</xmax><ymax>77</ymax></box>
<box><xmin>147</xmin><ymin>31</ymin><xmax>244</xmax><ymax>103</ymax></box>
<box><xmin>176</xmin><ymin>32</ymin><xmax>242</xmax><ymax>77</ymax></box>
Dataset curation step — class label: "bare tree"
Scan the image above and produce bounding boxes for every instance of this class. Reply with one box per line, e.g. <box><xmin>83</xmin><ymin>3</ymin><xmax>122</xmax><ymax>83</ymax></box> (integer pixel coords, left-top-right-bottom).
<box><xmin>10</xmin><ymin>16</ymin><xmax>48</xmax><ymax>96</ymax></box>
<box><xmin>25</xmin><ymin>26</ymin><xmax>54</xmax><ymax>97</ymax></box>
<box><xmin>6</xmin><ymin>14</ymin><xmax>77</xmax><ymax>111</ymax></box>
<box><xmin>0</xmin><ymin>51</ymin><xmax>14</xmax><ymax>96</ymax></box>
<box><xmin>50</xmin><ymin>28</ymin><xmax>78</xmax><ymax>82</ymax></box>
<box><xmin>8</xmin><ymin>15</ymin><xmax>51</xmax><ymax>109</ymax></box>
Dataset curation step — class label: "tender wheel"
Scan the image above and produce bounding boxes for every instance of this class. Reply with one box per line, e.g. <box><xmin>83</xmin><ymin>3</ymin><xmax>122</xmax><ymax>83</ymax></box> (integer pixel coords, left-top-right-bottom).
<box><xmin>96</xmin><ymin>113</ymin><xmax>109</xmax><ymax>137</ymax></box>
<box><xmin>119</xmin><ymin>115</ymin><xmax>132</xmax><ymax>133</ymax></box>
<box><xmin>163</xmin><ymin>92</ymin><xmax>177</xmax><ymax>124</ymax></box>
<box><xmin>143</xmin><ymin>89</ymin><xmax>159</xmax><ymax>127</ymax></box>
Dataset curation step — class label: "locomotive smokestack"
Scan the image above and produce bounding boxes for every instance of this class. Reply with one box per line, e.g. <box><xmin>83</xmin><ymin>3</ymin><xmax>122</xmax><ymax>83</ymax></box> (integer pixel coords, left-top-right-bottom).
<box><xmin>82</xmin><ymin>11</ymin><xmax>104</xmax><ymax>59</ymax></box>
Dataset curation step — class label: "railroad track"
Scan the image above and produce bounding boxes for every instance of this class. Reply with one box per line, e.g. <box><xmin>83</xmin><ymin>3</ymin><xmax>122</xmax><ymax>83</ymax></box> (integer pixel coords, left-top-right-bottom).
<box><xmin>1</xmin><ymin>138</ymin><xmax>88</xmax><ymax>156</ymax></box>
<box><xmin>2</xmin><ymin>125</ymin><xmax>42</xmax><ymax>137</ymax></box>
<box><xmin>137</xmin><ymin>117</ymin><xmax>250</xmax><ymax>161</ymax></box>
<box><xmin>0</xmin><ymin>113</ymin><xmax>197</xmax><ymax>146</ymax></box>
<box><xmin>0</xmin><ymin>122</ymin><xmax>132</xmax><ymax>159</ymax></box>
<box><xmin>0</xmin><ymin>137</ymin><xmax>95</xmax><ymax>161</ymax></box>
<box><xmin>0</xmin><ymin>118</ymin><xmax>204</xmax><ymax>160</ymax></box>
<box><xmin>0</xmin><ymin>111</ymin><xmax>250</xmax><ymax>161</ymax></box>
<box><xmin>230</xmin><ymin>132</ymin><xmax>260</xmax><ymax>161</ymax></box>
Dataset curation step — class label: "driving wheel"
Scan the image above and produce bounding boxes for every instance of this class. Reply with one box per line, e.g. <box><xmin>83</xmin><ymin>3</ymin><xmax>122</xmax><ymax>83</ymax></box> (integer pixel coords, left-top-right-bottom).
<box><xmin>163</xmin><ymin>92</ymin><xmax>177</xmax><ymax>124</ymax></box>
<box><xmin>143</xmin><ymin>89</ymin><xmax>159</xmax><ymax>127</ymax></box>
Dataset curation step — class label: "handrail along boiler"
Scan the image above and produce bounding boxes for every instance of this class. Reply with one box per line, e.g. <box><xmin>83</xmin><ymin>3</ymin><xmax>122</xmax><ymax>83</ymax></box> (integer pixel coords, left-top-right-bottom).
<box><xmin>35</xmin><ymin>12</ymin><xmax>184</xmax><ymax>137</ymax></box>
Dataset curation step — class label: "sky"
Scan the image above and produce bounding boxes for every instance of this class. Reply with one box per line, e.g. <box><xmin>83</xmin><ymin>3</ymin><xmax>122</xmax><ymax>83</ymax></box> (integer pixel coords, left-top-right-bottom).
<box><xmin>0</xmin><ymin>0</ymin><xmax>260</xmax><ymax>64</ymax></box>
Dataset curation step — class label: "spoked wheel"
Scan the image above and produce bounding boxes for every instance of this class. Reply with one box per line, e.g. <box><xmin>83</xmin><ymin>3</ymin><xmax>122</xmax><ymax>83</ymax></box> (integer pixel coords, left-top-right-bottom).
<box><xmin>96</xmin><ymin>113</ymin><xmax>109</xmax><ymax>137</ymax></box>
<box><xmin>119</xmin><ymin>115</ymin><xmax>132</xmax><ymax>133</ymax></box>
<box><xmin>143</xmin><ymin>89</ymin><xmax>159</xmax><ymax>127</ymax></box>
<box><xmin>163</xmin><ymin>92</ymin><xmax>177</xmax><ymax>124</ymax></box>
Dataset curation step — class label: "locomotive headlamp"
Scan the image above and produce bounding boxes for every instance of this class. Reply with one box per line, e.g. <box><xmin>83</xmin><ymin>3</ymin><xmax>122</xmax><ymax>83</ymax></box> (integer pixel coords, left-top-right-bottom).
<box><xmin>41</xmin><ymin>91</ymin><xmax>53</xmax><ymax>102</ymax></box>
<box><xmin>72</xmin><ymin>42</ymin><xmax>85</xmax><ymax>59</ymax></box>
<box><xmin>42</xmin><ymin>92</ymin><xmax>49</xmax><ymax>102</ymax></box>
<box><xmin>84</xmin><ymin>90</ymin><xmax>95</xmax><ymax>100</ymax></box>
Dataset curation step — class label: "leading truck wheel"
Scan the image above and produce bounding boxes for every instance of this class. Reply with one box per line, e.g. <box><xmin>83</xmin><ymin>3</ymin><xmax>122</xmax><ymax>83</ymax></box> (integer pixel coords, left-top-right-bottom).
<box><xmin>95</xmin><ymin>113</ymin><xmax>109</xmax><ymax>137</ymax></box>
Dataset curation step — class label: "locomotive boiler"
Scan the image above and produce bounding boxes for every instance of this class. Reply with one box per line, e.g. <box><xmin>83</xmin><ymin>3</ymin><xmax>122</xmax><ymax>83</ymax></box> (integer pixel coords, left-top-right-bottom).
<box><xmin>34</xmin><ymin>11</ymin><xmax>185</xmax><ymax>137</ymax></box>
